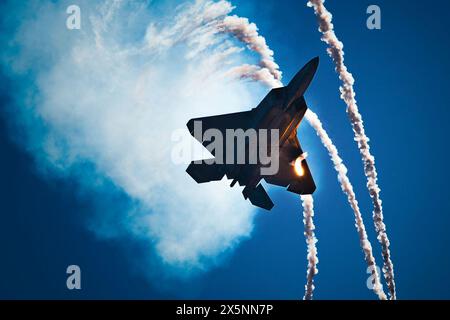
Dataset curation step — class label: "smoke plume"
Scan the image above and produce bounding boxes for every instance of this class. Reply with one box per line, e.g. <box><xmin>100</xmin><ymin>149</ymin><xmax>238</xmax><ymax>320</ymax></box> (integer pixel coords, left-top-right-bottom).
<box><xmin>304</xmin><ymin>110</ymin><xmax>387</xmax><ymax>300</ymax></box>
<box><xmin>220</xmin><ymin>15</ymin><xmax>283</xmax><ymax>87</ymax></box>
<box><xmin>225</xmin><ymin>64</ymin><xmax>282</xmax><ymax>88</ymax></box>
<box><xmin>307</xmin><ymin>0</ymin><xmax>396</xmax><ymax>299</ymax></box>
<box><xmin>301</xmin><ymin>195</ymin><xmax>318</xmax><ymax>300</ymax></box>
<box><xmin>0</xmin><ymin>0</ymin><xmax>278</xmax><ymax>272</ymax></box>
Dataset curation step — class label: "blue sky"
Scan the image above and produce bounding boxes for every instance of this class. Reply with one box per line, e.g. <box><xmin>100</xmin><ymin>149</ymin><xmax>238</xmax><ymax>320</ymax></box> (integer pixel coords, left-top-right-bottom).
<box><xmin>0</xmin><ymin>0</ymin><xmax>449</xmax><ymax>299</ymax></box>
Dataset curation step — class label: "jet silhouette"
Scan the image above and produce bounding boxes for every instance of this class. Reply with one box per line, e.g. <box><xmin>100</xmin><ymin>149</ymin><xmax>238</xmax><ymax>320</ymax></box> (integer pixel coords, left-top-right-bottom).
<box><xmin>186</xmin><ymin>57</ymin><xmax>319</xmax><ymax>210</ymax></box>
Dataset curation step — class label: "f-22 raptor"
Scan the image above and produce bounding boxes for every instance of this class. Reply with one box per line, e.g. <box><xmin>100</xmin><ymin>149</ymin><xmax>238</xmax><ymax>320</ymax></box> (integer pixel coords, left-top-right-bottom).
<box><xmin>186</xmin><ymin>57</ymin><xmax>319</xmax><ymax>211</ymax></box>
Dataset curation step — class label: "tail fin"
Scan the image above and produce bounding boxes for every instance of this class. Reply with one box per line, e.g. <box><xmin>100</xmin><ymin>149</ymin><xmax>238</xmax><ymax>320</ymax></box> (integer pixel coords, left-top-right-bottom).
<box><xmin>243</xmin><ymin>184</ymin><xmax>274</xmax><ymax>211</ymax></box>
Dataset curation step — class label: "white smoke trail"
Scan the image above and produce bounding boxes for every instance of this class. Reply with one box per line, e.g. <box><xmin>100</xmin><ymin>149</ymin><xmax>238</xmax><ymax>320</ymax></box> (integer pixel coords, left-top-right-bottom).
<box><xmin>307</xmin><ymin>0</ymin><xmax>396</xmax><ymax>299</ymax></box>
<box><xmin>223</xmin><ymin>18</ymin><xmax>387</xmax><ymax>298</ymax></box>
<box><xmin>301</xmin><ymin>195</ymin><xmax>318</xmax><ymax>300</ymax></box>
<box><xmin>304</xmin><ymin>110</ymin><xmax>387</xmax><ymax>300</ymax></box>
<box><xmin>225</xmin><ymin>64</ymin><xmax>282</xmax><ymax>88</ymax></box>
<box><xmin>219</xmin><ymin>15</ymin><xmax>283</xmax><ymax>87</ymax></box>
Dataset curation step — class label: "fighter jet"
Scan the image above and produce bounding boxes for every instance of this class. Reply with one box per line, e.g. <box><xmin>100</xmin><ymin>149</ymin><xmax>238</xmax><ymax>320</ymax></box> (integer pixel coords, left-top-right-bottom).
<box><xmin>186</xmin><ymin>57</ymin><xmax>319</xmax><ymax>210</ymax></box>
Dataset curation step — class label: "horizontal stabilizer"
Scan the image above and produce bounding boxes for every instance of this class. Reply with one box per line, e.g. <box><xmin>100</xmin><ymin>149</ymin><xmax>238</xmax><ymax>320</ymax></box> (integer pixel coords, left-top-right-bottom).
<box><xmin>186</xmin><ymin>162</ymin><xmax>226</xmax><ymax>184</ymax></box>
<box><xmin>242</xmin><ymin>184</ymin><xmax>274</xmax><ymax>211</ymax></box>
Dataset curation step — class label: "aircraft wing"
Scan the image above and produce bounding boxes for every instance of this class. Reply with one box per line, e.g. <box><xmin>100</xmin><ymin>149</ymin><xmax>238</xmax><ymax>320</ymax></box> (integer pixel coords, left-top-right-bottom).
<box><xmin>186</xmin><ymin>110</ymin><xmax>255</xmax><ymax>184</ymax></box>
<box><xmin>187</xmin><ymin>110</ymin><xmax>254</xmax><ymax>155</ymax></box>
<box><xmin>264</xmin><ymin>130</ymin><xmax>316</xmax><ymax>195</ymax></box>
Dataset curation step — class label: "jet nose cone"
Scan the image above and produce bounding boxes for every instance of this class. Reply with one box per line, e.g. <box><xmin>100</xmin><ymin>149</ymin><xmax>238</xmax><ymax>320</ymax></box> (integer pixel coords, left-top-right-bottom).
<box><xmin>304</xmin><ymin>57</ymin><xmax>320</xmax><ymax>77</ymax></box>
<box><xmin>307</xmin><ymin>56</ymin><xmax>320</xmax><ymax>74</ymax></box>
<box><xmin>285</xmin><ymin>57</ymin><xmax>320</xmax><ymax>102</ymax></box>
